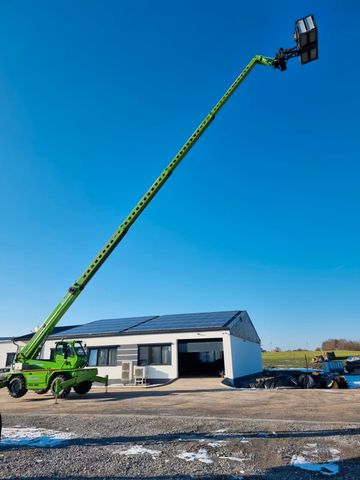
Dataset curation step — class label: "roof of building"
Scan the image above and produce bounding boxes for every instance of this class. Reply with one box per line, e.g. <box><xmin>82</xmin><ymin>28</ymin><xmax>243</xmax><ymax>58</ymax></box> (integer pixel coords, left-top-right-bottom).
<box><xmin>49</xmin><ymin>310</ymin><xmax>259</xmax><ymax>339</ymax></box>
<box><xmin>126</xmin><ymin>311</ymin><xmax>240</xmax><ymax>334</ymax></box>
<box><xmin>51</xmin><ymin>316</ymin><xmax>157</xmax><ymax>338</ymax></box>
<box><xmin>14</xmin><ymin>325</ymin><xmax>80</xmax><ymax>341</ymax></box>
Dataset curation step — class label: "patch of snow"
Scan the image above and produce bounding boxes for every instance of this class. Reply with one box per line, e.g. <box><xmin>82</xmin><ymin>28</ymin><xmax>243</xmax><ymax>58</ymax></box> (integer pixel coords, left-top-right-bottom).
<box><xmin>328</xmin><ymin>448</ymin><xmax>340</xmax><ymax>462</ymax></box>
<box><xmin>177</xmin><ymin>436</ymin><xmax>207</xmax><ymax>443</ymax></box>
<box><xmin>290</xmin><ymin>443</ymin><xmax>340</xmax><ymax>476</ymax></box>
<box><xmin>177</xmin><ymin>448</ymin><xmax>213</xmax><ymax>464</ymax></box>
<box><xmin>290</xmin><ymin>455</ymin><xmax>339</xmax><ymax>476</ymax></box>
<box><xmin>206</xmin><ymin>440</ymin><xmax>228</xmax><ymax>447</ymax></box>
<box><xmin>0</xmin><ymin>427</ymin><xmax>73</xmax><ymax>448</ymax></box>
<box><xmin>302</xmin><ymin>450</ymin><xmax>317</xmax><ymax>456</ymax></box>
<box><xmin>302</xmin><ymin>443</ymin><xmax>319</xmax><ymax>457</ymax></box>
<box><xmin>113</xmin><ymin>445</ymin><xmax>160</xmax><ymax>457</ymax></box>
<box><xmin>344</xmin><ymin>375</ymin><xmax>360</xmax><ymax>389</ymax></box>
<box><xmin>219</xmin><ymin>456</ymin><xmax>246</xmax><ymax>463</ymax></box>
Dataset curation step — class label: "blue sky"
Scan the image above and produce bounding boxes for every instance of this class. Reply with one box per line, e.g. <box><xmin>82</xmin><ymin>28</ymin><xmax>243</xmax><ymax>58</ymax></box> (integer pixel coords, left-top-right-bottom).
<box><xmin>0</xmin><ymin>1</ymin><xmax>359</xmax><ymax>349</ymax></box>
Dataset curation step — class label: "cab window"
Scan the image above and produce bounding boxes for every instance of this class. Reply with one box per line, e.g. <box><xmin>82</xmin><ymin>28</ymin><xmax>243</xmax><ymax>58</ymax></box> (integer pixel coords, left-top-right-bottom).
<box><xmin>55</xmin><ymin>343</ymin><xmax>74</xmax><ymax>358</ymax></box>
<box><xmin>74</xmin><ymin>342</ymin><xmax>86</xmax><ymax>357</ymax></box>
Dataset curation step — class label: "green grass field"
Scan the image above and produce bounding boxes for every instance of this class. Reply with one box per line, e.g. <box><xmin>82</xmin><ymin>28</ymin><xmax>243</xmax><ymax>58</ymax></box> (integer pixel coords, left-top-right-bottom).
<box><xmin>262</xmin><ymin>350</ymin><xmax>360</xmax><ymax>369</ymax></box>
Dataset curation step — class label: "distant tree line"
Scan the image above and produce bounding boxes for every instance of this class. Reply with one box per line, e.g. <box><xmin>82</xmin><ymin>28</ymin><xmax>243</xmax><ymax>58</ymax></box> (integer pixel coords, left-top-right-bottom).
<box><xmin>321</xmin><ymin>339</ymin><xmax>360</xmax><ymax>351</ymax></box>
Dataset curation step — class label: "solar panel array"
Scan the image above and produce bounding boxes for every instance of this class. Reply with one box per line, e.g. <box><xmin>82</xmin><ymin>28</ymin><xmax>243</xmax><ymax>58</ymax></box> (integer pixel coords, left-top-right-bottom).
<box><xmin>128</xmin><ymin>311</ymin><xmax>240</xmax><ymax>333</ymax></box>
<box><xmin>52</xmin><ymin>311</ymin><xmax>242</xmax><ymax>337</ymax></box>
<box><xmin>52</xmin><ymin>316</ymin><xmax>157</xmax><ymax>337</ymax></box>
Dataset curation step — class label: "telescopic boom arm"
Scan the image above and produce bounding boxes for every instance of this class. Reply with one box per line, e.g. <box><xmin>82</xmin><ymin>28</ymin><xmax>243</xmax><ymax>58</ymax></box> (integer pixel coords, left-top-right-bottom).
<box><xmin>16</xmin><ymin>14</ymin><xmax>319</xmax><ymax>363</ymax></box>
<box><xmin>17</xmin><ymin>55</ymin><xmax>273</xmax><ymax>361</ymax></box>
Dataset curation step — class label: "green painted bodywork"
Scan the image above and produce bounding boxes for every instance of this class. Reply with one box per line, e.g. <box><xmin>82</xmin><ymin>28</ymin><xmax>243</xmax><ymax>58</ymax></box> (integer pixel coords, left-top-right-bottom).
<box><xmin>1</xmin><ymin>340</ymin><xmax>108</xmax><ymax>394</ymax></box>
<box><xmin>1</xmin><ymin>366</ymin><xmax>108</xmax><ymax>392</ymax></box>
<box><xmin>2</xmin><ymin>55</ymin><xmax>273</xmax><ymax>395</ymax></box>
<box><xmin>24</xmin><ymin>341</ymin><xmax>87</xmax><ymax>371</ymax></box>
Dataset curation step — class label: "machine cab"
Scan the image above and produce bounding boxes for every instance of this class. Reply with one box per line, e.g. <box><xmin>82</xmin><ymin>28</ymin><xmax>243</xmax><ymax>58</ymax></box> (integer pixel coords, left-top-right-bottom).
<box><xmin>53</xmin><ymin>340</ymin><xmax>87</xmax><ymax>369</ymax></box>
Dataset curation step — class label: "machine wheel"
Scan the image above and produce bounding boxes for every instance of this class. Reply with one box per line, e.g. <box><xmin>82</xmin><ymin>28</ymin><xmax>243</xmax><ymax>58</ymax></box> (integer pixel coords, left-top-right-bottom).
<box><xmin>50</xmin><ymin>375</ymin><xmax>71</xmax><ymax>399</ymax></box>
<box><xmin>73</xmin><ymin>381</ymin><xmax>92</xmax><ymax>395</ymax></box>
<box><xmin>34</xmin><ymin>389</ymin><xmax>49</xmax><ymax>395</ymax></box>
<box><xmin>7</xmin><ymin>375</ymin><xmax>28</xmax><ymax>398</ymax></box>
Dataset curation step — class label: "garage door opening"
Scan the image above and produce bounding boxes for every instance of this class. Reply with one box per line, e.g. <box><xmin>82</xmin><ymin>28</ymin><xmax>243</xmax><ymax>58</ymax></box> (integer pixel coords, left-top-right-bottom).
<box><xmin>178</xmin><ymin>339</ymin><xmax>224</xmax><ymax>377</ymax></box>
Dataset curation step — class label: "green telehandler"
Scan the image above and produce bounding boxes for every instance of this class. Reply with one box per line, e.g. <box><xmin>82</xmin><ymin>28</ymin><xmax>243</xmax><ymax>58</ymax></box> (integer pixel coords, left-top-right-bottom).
<box><xmin>0</xmin><ymin>15</ymin><xmax>318</xmax><ymax>399</ymax></box>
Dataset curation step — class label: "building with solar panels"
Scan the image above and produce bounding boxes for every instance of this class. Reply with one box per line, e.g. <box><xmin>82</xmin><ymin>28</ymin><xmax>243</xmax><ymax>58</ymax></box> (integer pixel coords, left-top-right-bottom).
<box><xmin>0</xmin><ymin>310</ymin><xmax>262</xmax><ymax>386</ymax></box>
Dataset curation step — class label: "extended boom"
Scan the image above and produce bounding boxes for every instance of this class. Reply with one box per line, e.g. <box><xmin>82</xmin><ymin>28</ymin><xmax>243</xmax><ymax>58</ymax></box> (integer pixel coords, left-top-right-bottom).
<box><xmin>0</xmin><ymin>14</ymin><xmax>318</xmax><ymax>399</ymax></box>
<box><xmin>17</xmin><ymin>55</ymin><xmax>274</xmax><ymax>362</ymax></box>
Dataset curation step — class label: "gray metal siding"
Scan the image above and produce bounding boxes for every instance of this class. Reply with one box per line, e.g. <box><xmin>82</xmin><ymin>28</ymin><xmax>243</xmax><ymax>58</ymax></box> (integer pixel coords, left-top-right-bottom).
<box><xmin>117</xmin><ymin>344</ymin><xmax>138</xmax><ymax>365</ymax></box>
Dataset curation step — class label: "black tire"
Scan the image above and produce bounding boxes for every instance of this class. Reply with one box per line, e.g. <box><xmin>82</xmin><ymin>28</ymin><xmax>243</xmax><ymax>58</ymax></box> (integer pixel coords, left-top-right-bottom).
<box><xmin>73</xmin><ymin>381</ymin><xmax>92</xmax><ymax>395</ymax></box>
<box><xmin>34</xmin><ymin>389</ymin><xmax>49</xmax><ymax>394</ymax></box>
<box><xmin>50</xmin><ymin>375</ymin><xmax>71</xmax><ymax>399</ymax></box>
<box><xmin>7</xmin><ymin>375</ymin><xmax>28</xmax><ymax>398</ymax></box>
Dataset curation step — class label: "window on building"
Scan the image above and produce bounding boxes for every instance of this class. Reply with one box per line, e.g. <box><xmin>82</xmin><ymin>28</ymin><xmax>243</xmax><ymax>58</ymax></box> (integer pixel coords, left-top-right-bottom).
<box><xmin>6</xmin><ymin>352</ymin><xmax>16</xmax><ymax>366</ymax></box>
<box><xmin>138</xmin><ymin>344</ymin><xmax>171</xmax><ymax>366</ymax></box>
<box><xmin>87</xmin><ymin>347</ymin><xmax>118</xmax><ymax>366</ymax></box>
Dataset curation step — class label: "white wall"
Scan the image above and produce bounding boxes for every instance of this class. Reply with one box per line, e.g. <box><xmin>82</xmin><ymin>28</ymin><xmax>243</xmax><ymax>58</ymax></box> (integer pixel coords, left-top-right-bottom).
<box><xmin>0</xmin><ymin>340</ymin><xmax>16</xmax><ymax>368</ymax></box>
<box><xmin>44</xmin><ymin>330</ymin><xmax>229</xmax><ymax>382</ymax></box>
<box><xmin>1</xmin><ymin>330</ymin><xmax>262</xmax><ymax>384</ymax></box>
<box><xmin>222</xmin><ymin>332</ymin><xmax>233</xmax><ymax>379</ymax></box>
<box><xmin>227</xmin><ymin>334</ymin><xmax>262</xmax><ymax>379</ymax></box>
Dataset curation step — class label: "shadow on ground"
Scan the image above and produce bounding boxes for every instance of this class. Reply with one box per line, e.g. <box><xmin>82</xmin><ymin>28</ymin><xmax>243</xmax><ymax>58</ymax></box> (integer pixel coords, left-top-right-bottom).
<box><xmin>2</xmin><ymin>427</ymin><xmax>360</xmax><ymax>450</ymax></box>
<box><xmin>19</xmin><ymin>388</ymin><xmax>232</xmax><ymax>404</ymax></box>
<box><xmin>4</xmin><ymin>455</ymin><xmax>360</xmax><ymax>478</ymax></box>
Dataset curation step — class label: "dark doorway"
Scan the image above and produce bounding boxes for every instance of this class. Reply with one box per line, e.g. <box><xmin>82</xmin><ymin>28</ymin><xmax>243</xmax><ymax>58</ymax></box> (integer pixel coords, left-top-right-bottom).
<box><xmin>178</xmin><ymin>339</ymin><xmax>224</xmax><ymax>377</ymax></box>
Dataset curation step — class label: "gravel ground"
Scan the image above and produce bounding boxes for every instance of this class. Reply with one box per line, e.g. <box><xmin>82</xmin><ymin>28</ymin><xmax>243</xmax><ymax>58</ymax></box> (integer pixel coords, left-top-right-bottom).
<box><xmin>1</xmin><ymin>413</ymin><xmax>360</xmax><ymax>479</ymax></box>
<box><xmin>1</xmin><ymin>380</ymin><xmax>360</xmax><ymax>479</ymax></box>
